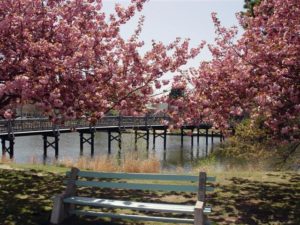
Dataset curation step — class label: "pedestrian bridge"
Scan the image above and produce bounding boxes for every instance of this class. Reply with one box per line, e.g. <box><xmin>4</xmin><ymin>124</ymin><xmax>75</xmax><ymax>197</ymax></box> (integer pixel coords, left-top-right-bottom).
<box><xmin>0</xmin><ymin>116</ymin><xmax>219</xmax><ymax>159</ymax></box>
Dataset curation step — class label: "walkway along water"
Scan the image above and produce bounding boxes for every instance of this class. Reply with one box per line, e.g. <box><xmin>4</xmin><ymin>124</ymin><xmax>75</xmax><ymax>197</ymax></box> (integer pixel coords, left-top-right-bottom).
<box><xmin>0</xmin><ymin>116</ymin><xmax>224</xmax><ymax>166</ymax></box>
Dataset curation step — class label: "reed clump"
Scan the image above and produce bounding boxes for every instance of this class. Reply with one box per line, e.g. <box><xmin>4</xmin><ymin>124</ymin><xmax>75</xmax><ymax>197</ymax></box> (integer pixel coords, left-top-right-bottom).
<box><xmin>56</xmin><ymin>153</ymin><xmax>161</xmax><ymax>173</ymax></box>
<box><xmin>0</xmin><ymin>156</ymin><xmax>14</xmax><ymax>164</ymax></box>
<box><xmin>122</xmin><ymin>154</ymin><xmax>160</xmax><ymax>173</ymax></box>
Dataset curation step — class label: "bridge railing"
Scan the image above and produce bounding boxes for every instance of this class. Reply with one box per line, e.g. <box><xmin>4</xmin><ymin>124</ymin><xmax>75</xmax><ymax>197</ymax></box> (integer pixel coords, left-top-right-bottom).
<box><xmin>0</xmin><ymin>116</ymin><xmax>169</xmax><ymax>134</ymax></box>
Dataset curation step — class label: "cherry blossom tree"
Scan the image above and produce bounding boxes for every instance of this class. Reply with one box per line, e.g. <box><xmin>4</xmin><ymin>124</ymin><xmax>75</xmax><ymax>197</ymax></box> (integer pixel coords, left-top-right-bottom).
<box><xmin>0</xmin><ymin>0</ymin><xmax>203</xmax><ymax>123</ymax></box>
<box><xmin>168</xmin><ymin>0</ymin><xmax>300</xmax><ymax>141</ymax></box>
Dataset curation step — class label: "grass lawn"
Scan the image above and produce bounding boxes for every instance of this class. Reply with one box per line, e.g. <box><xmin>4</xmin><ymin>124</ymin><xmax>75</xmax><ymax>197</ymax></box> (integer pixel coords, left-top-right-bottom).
<box><xmin>0</xmin><ymin>164</ymin><xmax>299</xmax><ymax>225</ymax></box>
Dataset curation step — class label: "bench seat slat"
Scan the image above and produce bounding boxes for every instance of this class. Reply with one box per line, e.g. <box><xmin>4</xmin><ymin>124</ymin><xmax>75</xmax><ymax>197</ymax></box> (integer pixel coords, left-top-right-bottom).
<box><xmin>65</xmin><ymin>197</ymin><xmax>192</xmax><ymax>214</ymax></box>
<box><xmin>70</xmin><ymin>209</ymin><xmax>195</xmax><ymax>224</ymax></box>
<box><xmin>64</xmin><ymin>197</ymin><xmax>212</xmax><ymax>214</ymax></box>
<box><xmin>67</xmin><ymin>171</ymin><xmax>216</xmax><ymax>182</ymax></box>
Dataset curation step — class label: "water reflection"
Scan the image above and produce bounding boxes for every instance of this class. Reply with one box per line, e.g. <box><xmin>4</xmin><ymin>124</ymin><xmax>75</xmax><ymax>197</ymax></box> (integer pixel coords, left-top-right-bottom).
<box><xmin>9</xmin><ymin>131</ymin><xmax>220</xmax><ymax>169</ymax></box>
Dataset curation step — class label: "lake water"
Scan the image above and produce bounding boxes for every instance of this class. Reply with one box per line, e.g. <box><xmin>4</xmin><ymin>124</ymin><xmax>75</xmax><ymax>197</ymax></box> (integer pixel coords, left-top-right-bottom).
<box><xmin>8</xmin><ymin>131</ymin><xmax>220</xmax><ymax>169</ymax></box>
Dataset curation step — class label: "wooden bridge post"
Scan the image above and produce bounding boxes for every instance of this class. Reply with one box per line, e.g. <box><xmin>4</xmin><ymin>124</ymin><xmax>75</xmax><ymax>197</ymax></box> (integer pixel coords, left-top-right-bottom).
<box><xmin>108</xmin><ymin>130</ymin><xmax>111</xmax><ymax>154</ymax></box>
<box><xmin>191</xmin><ymin>128</ymin><xmax>194</xmax><ymax>147</ymax></box>
<box><xmin>1</xmin><ymin>136</ymin><xmax>15</xmax><ymax>159</ymax></box>
<box><xmin>197</xmin><ymin>128</ymin><xmax>200</xmax><ymax>146</ymax></box>
<box><xmin>163</xmin><ymin>127</ymin><xmax>167</xmax><ymax>150</ymax></box>
<box><xmin>54</xmin><ymin>135</ymin><xmax>59</xmax><ymax>158</ymax></box>
<box><xmin>43</xmin><ymin>135</ymin><xmax>47</xmax><ymax>157</ymax></box>
<box><xmin>181</xmin><ymin>128</ymin><xmax>184</xmax><ymax>147</ymax></box>
<box><xmin>79</xmin><ymin>129</ymin><xmax>95</xmax><ymax>156</ymax></box>
<box><xmin>152</xmin><ymin>129</ymin><xmax>156</xmax><ymax>147</ymax></box>
<box><xmin>91</xmin><ymin>131</ymin><xmax>95</xmax><ymax>156</ymax></box>
<box><xmin>118</xmin><ymin>130</ymin><xmax>122</xmax><ymax>151</ymax></box>
<box><xmin>163</xmin><ymin>148</ymin><xmax>167</xmax><ymax>161</ymax></box>
<box><xmin>79</xmin><ymin>132</ymin><xmax>83</xmax><ymax>155</ymax></box>
<box><xmin>42</xmin><ymin>131</ymin><xmax>60</xmax><ymax>159</ymax></box>
<box><xmin>205</xmin><ymin>128</ymin><xmax>208</xmax><ymax>146</ymax></box>
<box><xmin>134</xmin><ymin>129</ymin><xmax>138</xmax><ymax>147</ymax></box>
<box><xmin>8</xmin><ymin>138</ymin><xmax>14</xmax><ymax>159</ymax></box>
<box><xmin>211</xmin><ymin>131</ymin><xmax>214</xmax><ymax>144</ymax></box>
<box><xmin>134</xmin><ymin>128</ymin><xmax>149</xmax><ymax>150</ymax></box>
<box><xmin>146</xmin><ymin>129</ymin><xmax>150</xmax><ymax>149</ymax></box>
<box><xmin>107</xmin><ymin>129</ymin><xmax>122</xmax><ymax>154</ymax></box>
<box><xmin>1</xmin><ymin>138</ymin><xmax>5</xmax><ymax>156</ymax></box>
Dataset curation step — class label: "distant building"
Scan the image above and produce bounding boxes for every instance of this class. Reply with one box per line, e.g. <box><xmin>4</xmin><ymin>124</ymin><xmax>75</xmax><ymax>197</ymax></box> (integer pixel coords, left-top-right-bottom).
<box><xmin>15</xmin><ymin>104</ymin><xmax>44</xmax><ymax>118</ymax></box>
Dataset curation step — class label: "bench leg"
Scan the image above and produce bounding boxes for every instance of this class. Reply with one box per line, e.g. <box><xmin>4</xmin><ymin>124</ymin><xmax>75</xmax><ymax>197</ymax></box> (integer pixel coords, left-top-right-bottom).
<box><xmin>50</xmin><ymin>194</ymin><xmax>73</xmax><ymax>224</ymax></box>
<box><xmin>194</xmin><ymin>201</ymin><xmax>204</xmax><ymax>225</ymax></box>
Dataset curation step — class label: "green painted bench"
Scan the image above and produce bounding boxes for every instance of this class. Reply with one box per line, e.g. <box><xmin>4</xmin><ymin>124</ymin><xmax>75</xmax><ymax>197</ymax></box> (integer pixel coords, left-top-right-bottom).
<box><xmin>50</xmin><ymin>167</ymin><xmax>215</xmax><ymax>225</ymax></box>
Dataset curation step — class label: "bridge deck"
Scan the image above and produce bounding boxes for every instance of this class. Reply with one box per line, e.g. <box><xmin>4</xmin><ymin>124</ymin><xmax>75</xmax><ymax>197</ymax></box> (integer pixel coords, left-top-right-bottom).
<box><xmin>0</xmin><ymin>116</ymin><xmax>211</xmax><ymax>137</ymax></box>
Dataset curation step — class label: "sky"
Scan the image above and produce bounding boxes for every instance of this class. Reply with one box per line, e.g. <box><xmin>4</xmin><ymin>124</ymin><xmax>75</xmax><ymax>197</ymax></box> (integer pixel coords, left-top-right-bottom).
<box><xmin>102</xmin><ymin>0</ymin><xmax>245</xmax><ymax>91</ymax></box>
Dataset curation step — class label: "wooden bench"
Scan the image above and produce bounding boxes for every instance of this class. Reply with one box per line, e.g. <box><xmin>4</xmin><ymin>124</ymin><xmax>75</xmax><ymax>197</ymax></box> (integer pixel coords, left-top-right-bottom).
<box><xmin>50</xmin><ymin>167</ymin><xmax>215</xmax><ymax>225</ymax></box>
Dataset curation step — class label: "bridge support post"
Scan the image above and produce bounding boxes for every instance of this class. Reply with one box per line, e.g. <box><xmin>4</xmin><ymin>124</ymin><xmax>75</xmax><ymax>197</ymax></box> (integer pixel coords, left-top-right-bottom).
<box><xmin>134</xmin><ymin>130</ymin><xmax>138</xmax><ymax>147</ymax></box>
<box><xmin>197</xmin><ymin>128</ymin><xmax>200</xmax><ymax>146</ymax></box>
<box><xmin>108</xmin><ymin>129</ymin><xmax>122</xmax><ymax>154</ymax></box>
<box><xmin>181</xmin><ymin>128</ymin><xmax>184</xmax><ymax>147</ymax></box>
<box><xmin>108</xmin><ymin>131</ymin><xmax>111</xmax><ymax>154</ymax></box>
<box><xmin>220</xmin><ymin>131</ymin><xmax>224</xmax><ymax>142</ymax></box>
<box><xmin>146</xmin><ymin>129</ymin><xmax>150</xmax><ymax>149</ymax></box>
<box><xmin>43</xmin><ymin>135</ymin><xmax>47</xmax><ymax>157</ymax></box>
<box><xmin>78</xmin><ymin>129</ymin><xmax>95</xmax><ymax>156</ymax></box>
<box><xmin>1</xmin><ymin>138</ymin><xmax>6</xmax><ymax>156</ymax></box>
<box><xmin>152</xmin><ymin>129</ymin><xmax>156</xmax><ymax>148</ymax></box>
<box><xmin>79</xmin><ymin>133</ymin><xmax>83</xmax><ymax>154</ymax></box>
<box><xmin>191</xmin><ymin>128</ymin><xmax>194</xmax><ymax>147</ymax></box>
<box><xmin>152</xmin><ymin>128</ymin><xmax>167</xmax><ymax>150</ymax></box>
<box><xmin>1</xmin><ymin>120</ymin><xmax>15</xmax><ymax>159</ymax></box>
<box><xmin>205</xmin><ymin>144</ymin><xmax>208</xmax><ymax>157</ymax></box>
<box><xmin>1</xmin><ymin>136</ymin><xmax>15</xmax><ymax>159</ymax></box>
<box><xmin>205</xmin><ymin>128</ymin><xmax>209</xmax><ymax>146</ymax></box>
<box><xmin>163</xmin><ymin>127</ymin><xmax>167</xmax><ymax>150</ymax></box>
<box><xmin>118</xmin><ymin>130</ymin><xmax>122</xmax><ymax>151</ymax></box>
<box><xmin>43</xmin><ymin>131</ymin><xmax>60</xmax><ymax>159</ymax></box>
<box><xmin>134</xmin><ymin>129</ymin><xmax>150</xmax><ymax>150</ymax></box>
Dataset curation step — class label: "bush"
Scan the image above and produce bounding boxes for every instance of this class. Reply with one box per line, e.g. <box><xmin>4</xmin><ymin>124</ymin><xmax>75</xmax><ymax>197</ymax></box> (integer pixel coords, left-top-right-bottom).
<box><xmin>208</xmin><ymin>118</ymin><xmax>300</xmax><ymax>170</ymax></box>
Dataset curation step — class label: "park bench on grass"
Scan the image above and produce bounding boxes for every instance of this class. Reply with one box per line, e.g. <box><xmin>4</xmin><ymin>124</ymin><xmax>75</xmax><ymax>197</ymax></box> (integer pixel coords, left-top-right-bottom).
<box><xmin>50</xmin><ymin>167</ymin><xmax>215</xmax><ymax>225</ymax></box>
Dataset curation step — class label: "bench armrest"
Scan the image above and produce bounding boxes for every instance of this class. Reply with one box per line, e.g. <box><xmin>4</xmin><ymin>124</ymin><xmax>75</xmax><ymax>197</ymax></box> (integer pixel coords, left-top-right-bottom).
<box><xmin>195</xmin><ymin>200</ymin><xmax>204</xmax><ymax>210</ymax></box>
<box><xmin>194</xmin><ymin>201</ymin><xmax>205</xmax><ymax>225</ymax></box>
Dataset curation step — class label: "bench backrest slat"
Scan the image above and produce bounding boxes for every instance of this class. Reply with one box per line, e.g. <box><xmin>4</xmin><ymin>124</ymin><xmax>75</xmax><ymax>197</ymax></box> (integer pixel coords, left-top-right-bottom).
<box><xmin>67</xmin><ymin>171</ymin><xmax>216</xmax><ymax>182</ymax></box>
<box><xmin>75</xmin><ymin>180</ymin><xmax>214</xmax><ymax>192</ymax></box>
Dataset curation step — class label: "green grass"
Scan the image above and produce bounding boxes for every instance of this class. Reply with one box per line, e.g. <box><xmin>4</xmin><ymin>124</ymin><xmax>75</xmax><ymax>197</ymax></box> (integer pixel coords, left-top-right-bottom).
<box><xmin>0</xmin><ymin>163</ymin><xmax>299</xmax><ymax>225</ymax></box>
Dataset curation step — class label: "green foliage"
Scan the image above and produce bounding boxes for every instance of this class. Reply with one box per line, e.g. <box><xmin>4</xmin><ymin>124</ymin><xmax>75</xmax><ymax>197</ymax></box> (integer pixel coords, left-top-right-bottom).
<box><xmin>194</xmin><ymin>153</ymin><xmax>218</xmax><ymax>168</ymax></box>
<box><xmin>244</xmin><ymin>0</ymin><xmax>261</xmax><ymax>16</ymax></box>
<box><xmin>233</xmin><ymin>118</ymin><xmax>269</xmax><ymax>143</ymax></box>
<box><xmin>212</xmin><ymin>118</ymin><xmax>300</xmax><ymax>170</ymax></box>
<box><xmin>169</xmin><ymin>88</ymin><xmax>185</xmax><ymax>99</ymax></box>
<box><xmin>215</xmin><ymin>119</ymin><xmax>275</xmax><ymax>167</ymax></box>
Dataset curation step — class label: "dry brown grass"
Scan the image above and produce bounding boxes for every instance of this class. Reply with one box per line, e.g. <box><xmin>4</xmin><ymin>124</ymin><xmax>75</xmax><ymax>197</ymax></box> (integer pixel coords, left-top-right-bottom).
<box><xmin>56</xmin><ymin>153</ymin><xmax>161</xmax><ymax>173</ymax></box>
<box><xmin>28</xmin><ymin>155</ymin><xmax>39</xmax><ymax>165</ymax></box>
<box><xmin>0</xmin><ymin>155</ymin><xmax>14</xmax><ymax>164</ymax></box>
<box><xmin>122</xmin><ymin>154</ymin><xmax>160</xmax><ymax>173</ymax></box>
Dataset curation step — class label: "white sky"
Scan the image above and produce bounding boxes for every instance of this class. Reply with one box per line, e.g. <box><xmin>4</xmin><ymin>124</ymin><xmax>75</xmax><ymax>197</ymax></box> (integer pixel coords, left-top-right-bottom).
<box><xmin>102</xmin><ymin>0</ymin><xmax>245</xmax><ymax>91</ymax></box>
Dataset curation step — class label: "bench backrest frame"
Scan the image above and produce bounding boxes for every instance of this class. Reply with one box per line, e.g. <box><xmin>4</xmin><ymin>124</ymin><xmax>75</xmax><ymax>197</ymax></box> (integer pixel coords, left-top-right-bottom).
<box><xmin>65</xmin><ymin>167</ymin><xmax>214</xmax><ymax>199</ymax></box>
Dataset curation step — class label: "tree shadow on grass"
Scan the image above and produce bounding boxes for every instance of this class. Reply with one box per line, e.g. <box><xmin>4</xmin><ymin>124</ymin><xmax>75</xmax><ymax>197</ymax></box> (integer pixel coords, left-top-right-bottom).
<box><xmin>0</xmin><ymin>168</ymin><xmax>196</xmax><ymax>225</ymax></box>
<box><xmin>0</xmin><ymin>168</ymin><xmax>299</xmax><ymax>225</ymax></box>
<box><xmin>0</xmin><ymin>169</ymin><xmax>65</xmax><ymax>225</ymax></box>
<box><xmin>209</xmin><ymin>173</ymin><xmax>300</xmax><ymax>225</ymax></box>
